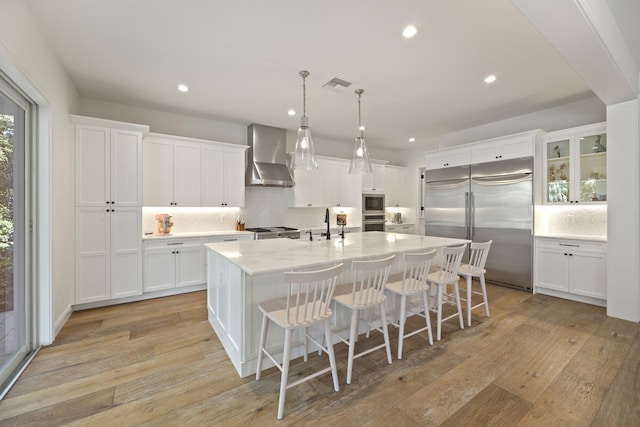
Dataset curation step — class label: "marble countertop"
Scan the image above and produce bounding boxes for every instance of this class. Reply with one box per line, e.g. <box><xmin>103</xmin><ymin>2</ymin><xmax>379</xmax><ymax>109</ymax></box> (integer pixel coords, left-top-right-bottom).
<box><xmin>535</xmin><ymin>233</ymin><xmax>607</xmax><ymax>243</ymax></box>
<box><xmin>143</xmin><ymin>230</ymin><xmax>255</xmax><ymax>240</ymax></box>
<box><xmin>205</xmin><ymin>231</ymin><xmax>469</xmax><ymax>275</ymax></box>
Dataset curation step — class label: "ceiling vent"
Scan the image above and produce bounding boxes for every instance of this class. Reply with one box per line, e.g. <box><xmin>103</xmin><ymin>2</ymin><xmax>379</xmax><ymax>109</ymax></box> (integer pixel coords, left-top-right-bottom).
<box><xmin>322</xmin><ymin>77</ymin><xmax>352</xmax><ymax>88</ymax></box>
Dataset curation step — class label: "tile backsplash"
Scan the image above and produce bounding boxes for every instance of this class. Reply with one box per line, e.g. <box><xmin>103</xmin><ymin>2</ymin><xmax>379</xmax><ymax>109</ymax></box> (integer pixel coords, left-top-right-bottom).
<box><xmin>142</xmin><ymin>186</ymin><xmax>364</xmax><ymax>234</ymax></box>
<box><xmin>536</xmin><ymin>205</ymin><xmax>607</xmax><ymax>237</ymax></box>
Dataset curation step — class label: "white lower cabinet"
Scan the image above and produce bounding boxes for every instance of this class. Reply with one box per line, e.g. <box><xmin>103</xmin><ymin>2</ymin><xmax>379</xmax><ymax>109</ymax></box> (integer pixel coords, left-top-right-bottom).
<box><xmin>535</xmin><ymin>237</ymin><xmax>606</xmax><ymax>305</ymax></box>
<box><xmin>385</xmin><ymin>223</ymin><xmax>414</xmax><ymax>234</ymax></box>
<box><xmin>143</xmin><ymin>238</ymin><xmax>205</xmax><ymax>292</ymax></box>
<box><xmin>76</xmin><ymin>207</ymin><xmax>142</xmax><ymax>304</ymax></box>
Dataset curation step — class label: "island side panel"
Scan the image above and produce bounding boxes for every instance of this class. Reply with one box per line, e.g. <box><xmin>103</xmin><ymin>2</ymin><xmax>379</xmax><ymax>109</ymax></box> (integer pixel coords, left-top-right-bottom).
<box><xmin>207</xmin><ymin>250</ymin><xmax>245</xmax><ymax>375</ymax></box>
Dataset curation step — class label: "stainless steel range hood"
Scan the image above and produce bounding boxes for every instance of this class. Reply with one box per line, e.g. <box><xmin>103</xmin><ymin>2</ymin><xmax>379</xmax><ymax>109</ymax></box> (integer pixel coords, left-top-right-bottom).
<box><xmin>245</xmin><ymin>123</ymin><xmax>294</xmax><ymax>187</ymax></box>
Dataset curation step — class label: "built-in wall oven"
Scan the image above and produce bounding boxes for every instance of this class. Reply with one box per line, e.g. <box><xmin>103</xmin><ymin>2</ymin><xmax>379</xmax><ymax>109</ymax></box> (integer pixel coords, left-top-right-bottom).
<box><xmin>363</xmin><ymin>193</ymin><xmax>385</xmax><ymax>213</ymax></box>
<box><xmin>362</xmin><ymin>193</ymin><xmax>385</xmax><ymax>232</ymax></box>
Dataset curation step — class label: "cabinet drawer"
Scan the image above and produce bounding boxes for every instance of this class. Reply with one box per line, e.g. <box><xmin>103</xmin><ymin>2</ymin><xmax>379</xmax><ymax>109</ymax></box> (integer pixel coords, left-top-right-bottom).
<box><xmin>386</xmin><ymin>224</ymin><xmax>414</xmax><ymax>234</ymax></box>
<box><xmin>144</xmin><ymin>237</ymin><xmax>205</xmax><ymax>250</ymax></box>
<box><xmin>536</xmin><ymin>238</ymin><xmax>606</xmax><ymax>253</ymax></box>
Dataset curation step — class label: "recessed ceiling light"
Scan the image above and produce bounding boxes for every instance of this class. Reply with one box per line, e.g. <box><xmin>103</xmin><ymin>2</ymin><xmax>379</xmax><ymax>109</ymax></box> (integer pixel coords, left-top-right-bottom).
<box><xmin>288</xmin><ymin>109</ymin><xmax>296</xmax><ymax>116</ymax></box>
<box><xmin>409</xmin><ymin>137</ymin><xmax>416</xmax><ymax>143</ymax></box>
<box><xmin>402</xmin><ymin>25</ymin><xmax>418</xmax><ymax>39</ymax></box>
<box><xmin>178</xmin><ymin>84</ymin><xmax>189</xmax><ymax>92</ymax></box>
<box><xmin>484</xmin><ymin>74</ymin><xmax>497</xmax><ymax>84</ymax></box>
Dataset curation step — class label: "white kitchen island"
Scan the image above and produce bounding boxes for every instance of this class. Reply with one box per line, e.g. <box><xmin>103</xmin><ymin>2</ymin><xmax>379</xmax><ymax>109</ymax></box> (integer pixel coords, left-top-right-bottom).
<box><xmin>205</xmin><ymin>231</ymin><xmax>469</xmax><ymax>377</ymax></box>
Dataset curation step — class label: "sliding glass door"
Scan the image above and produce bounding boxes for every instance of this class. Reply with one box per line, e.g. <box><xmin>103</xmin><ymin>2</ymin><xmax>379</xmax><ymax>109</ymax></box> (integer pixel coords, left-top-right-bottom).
<box><xmin>0</xmin><ymin>75</ymin><xmax>31</xmax><ymax>391</ymax></box>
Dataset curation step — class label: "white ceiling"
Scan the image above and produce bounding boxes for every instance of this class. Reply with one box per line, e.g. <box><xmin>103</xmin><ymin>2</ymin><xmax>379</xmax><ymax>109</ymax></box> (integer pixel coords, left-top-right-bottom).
<box><xmin>25</xmin><ymin>0</ymin><xmax>632</xmax><ymax>151</ymax></box>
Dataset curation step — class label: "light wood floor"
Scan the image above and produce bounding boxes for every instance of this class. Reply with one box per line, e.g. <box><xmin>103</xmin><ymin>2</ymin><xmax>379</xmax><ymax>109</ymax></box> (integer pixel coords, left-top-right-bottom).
<box><xmin>1</xmin><ymin>284</ymin><xmax>639</xmax><ymax>426</ymax></box>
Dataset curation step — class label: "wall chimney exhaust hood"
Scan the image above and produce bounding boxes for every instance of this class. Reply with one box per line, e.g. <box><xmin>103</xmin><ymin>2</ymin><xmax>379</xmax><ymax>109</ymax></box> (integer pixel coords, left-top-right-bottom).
<box><xmin>245</xmin><ymin>123</ymin><xmax>294</xmax><ymax>187</ymax></box>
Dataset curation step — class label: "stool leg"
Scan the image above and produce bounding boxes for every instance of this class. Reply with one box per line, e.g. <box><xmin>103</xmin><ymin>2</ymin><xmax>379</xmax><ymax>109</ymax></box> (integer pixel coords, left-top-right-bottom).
<box><xmin>480</xmin><ymin>275</ymin><xmax>490</xmax><ymax>317</ymax></box>
<box><xmin>277</xmin><ymin>328</ymin><xmax>293</xmax><ymax>420</ymax></box>
<box><xmin>303</xmin><ymin>327</ymin><xmax>309</xmax><ymax>362</ymax></box>
<box><xmin>436</xmin><ymin>283</ymin><xmax>443</xmax><ymax>341</ymax></box>
<box><xmin>365</xmin><ymin>307</ymin><xmax>374</xmax><ymax>339</ymax></box>
<box><xmin>346</xmin><ymin>308</ymin><xmax>359</xmax><ymax>385</ymax></box>
<box><xmin>467</xmin><ymin>275</ymin><xmax>472</xmax><ymax>327</ymax></box>
<box><xmin>453</xmin><ymin>281</ymin><xmax>464</xmax><ymax>330</ymax></box>
<box><xmin>324</xmin><ymin>319</ymin><xmax>340</xmax><ymax>392</ymax></box>
<box><xmin>256</xmin><ymin>312</ymin><xmax>269</xmax><ymax>380</ymax></box>
<box><xmin>397</xmin><ymin>295</ymin><xmax>407</xmax><ymax>359</ymax></box>
<box><xmin>421</xmin><ymin>290</ymin><xmax>433</xmax><ymax>345</ymax></box>
<box><xmin>379</xmin><ymin>302</ymin><xmax>393</xmax><ymax>365</ymax></box>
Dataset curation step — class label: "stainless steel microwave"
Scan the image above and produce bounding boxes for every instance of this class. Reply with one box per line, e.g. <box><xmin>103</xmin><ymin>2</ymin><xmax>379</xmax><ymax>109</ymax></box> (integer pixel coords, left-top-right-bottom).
<box><xmin>362</xmin><ymin>193</ymin><xmax>385</xmax><ymax>214</ymax></box>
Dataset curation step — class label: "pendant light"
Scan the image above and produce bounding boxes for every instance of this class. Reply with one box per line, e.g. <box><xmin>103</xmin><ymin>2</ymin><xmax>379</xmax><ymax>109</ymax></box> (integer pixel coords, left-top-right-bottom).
<box><xmin>291</xmin><ymin>70</ymin><xmax>318</xmax><ymax>170</ymax></box>
<box><xmin>349</xmin><ymin>89</ymin><xmax>373</xmax><ymax>174</ymax></box>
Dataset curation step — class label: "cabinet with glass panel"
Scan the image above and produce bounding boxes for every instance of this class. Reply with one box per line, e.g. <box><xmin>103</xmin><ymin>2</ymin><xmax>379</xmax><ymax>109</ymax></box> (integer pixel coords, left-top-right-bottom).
<box><xmin>543</xmin><ymin>122</ymin><xmax>607</xmax><ymax>204</ymax></box>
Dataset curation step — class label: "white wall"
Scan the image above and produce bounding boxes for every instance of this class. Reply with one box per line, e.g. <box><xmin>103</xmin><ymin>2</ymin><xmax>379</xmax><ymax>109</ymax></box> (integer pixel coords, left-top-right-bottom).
<box><xmin>606</xmin><ymin>99</ymin><xmax>639</xmax><ymax>321</ymax></box>
<box><xmin>0</xmin><ymin>0</ymin><xmax>80</xmax><ymax>343</ymax></box>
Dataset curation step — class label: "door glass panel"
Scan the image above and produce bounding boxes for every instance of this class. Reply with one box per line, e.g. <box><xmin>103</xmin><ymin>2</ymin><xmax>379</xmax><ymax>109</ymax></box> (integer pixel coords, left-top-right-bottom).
<box><xmin>579</xmin><ymin>133</ymin><xmax>607</xmax><ymax>202</ymax></box>
<box><xmin>546</xmin><ymin>139</ymin><xmax>571</xmax><ymax>202</ymax></box>
<box><xmin>0</xmin><ymin>84</ymin><xmax>28</xmax><ymax>387</ymax></box>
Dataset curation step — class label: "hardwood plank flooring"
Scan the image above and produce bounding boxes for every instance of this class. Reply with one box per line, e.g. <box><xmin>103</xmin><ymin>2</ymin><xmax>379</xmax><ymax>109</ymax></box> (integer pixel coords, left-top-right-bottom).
<box><xmin>1</xmin><ymin>284</ymin><xmax>638</xmax><ymax>426</ymax></box>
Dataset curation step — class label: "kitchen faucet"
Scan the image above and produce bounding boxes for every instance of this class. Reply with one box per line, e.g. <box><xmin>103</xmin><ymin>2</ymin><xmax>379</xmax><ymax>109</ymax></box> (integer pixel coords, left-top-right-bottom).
<box><xmin>322</xmin><ymin>208</ymin><xmax>331</xmax><ymax>240</ymax></box>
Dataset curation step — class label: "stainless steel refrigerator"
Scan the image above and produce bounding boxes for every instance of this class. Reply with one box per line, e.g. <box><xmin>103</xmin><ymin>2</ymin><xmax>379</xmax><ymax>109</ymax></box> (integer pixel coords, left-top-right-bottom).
<box><xmin>424</xmin><ymin>157</ymin><xmax>533</xmax><ymax>291</ymax></box>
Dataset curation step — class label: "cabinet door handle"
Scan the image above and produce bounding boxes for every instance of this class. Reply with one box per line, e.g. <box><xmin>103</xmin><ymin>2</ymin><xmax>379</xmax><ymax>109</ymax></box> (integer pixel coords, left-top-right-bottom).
<box><xmin>167</xmin><ymin>242</ymin><xmax>184</xmax><ymax>246</ymax></box>
<box><xmin>559</xmin><ymin>243</ymin><xmax>579</xmax><ymax>247</ymax></box>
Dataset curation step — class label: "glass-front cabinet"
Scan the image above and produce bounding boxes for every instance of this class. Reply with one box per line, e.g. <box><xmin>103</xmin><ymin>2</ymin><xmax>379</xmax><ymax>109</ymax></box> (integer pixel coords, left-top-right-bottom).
<box><xmin>543</xmin><ymin>122</ymin><xmax>606</xmax><ymax>204</ymax></box>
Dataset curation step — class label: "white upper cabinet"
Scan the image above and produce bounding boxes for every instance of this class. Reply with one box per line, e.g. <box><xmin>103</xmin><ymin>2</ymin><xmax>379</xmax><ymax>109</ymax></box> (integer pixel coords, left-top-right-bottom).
<box><xmin>292</xmin><ymin>167</ymin><xmax>325</xmax><ymax>207</ymax></box>
<box><xmin>424</xmin><ymin>148</ymin><xmax>470</xmax><ymax>170</ymax></box>
<box><xmin>292</xmin><ymin>157</ymin><xmax>361</xmax><ymax>207</ymax></box>
<box><xmin>470</xmin><ymin>135</ymin><xmax>534</xmax><ymax>164</ymax></box>
<box><xmin>172</xmin><ymin>141</ymin><xmax>202</xmax><ymax>206</ymax></box>
<box><xmin>143</xmin><ymin>137</ymin><xmax>201</xmax><ymax>206</ymax></box>
<box><xmin>385</xmin><ymin>165</ymin><xmax>407</xmax><ymax>207</ymax></box>
<box><xmin>542</xmin><ymin>122</ymin><xmax>607</xmax><ymax>204</ymax></box>
<box><xmin>202</xmin><ymin>145</ymin><xmax>247</xmax><ymax>207</ymax></box>
<box><xmin>202</xmin><ymin>145</ymin><xmax>224</xmax><ymax>206</ymax></box>
<box><xmin>142</xmin><ymin>137</ymin><xmax>175</xmax><ymax>206</ymax></box>
<box><xmin>74</xmin><ymin>117</ymin><xmax>145</xmax><ymax>207</ymax></box>
<box><xmin>424</xmin><ymin>130</ymin><xmax>541</xmax><ymax>171</ymax></box>
<box><xmin>335</xmin><ymin>161</ymin><xmax>361</xmax><ymax>207</ymax></box>
<box><xmin>362</xmin><ymin>163</ymin><xmax>386</xmax><ymax>192</ymax></box>
<box><xmin>143</xmin><ymin>133</ymin><xmax>247</xmax><ymax>207</ymax></box>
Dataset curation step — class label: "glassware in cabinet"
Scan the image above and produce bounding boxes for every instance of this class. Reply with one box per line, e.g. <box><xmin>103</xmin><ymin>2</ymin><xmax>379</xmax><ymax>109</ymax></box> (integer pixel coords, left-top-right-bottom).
<box><xmin>579</xmin><ymin>133</ymin><xmax>606</xmax><ymax>202</ymax></box>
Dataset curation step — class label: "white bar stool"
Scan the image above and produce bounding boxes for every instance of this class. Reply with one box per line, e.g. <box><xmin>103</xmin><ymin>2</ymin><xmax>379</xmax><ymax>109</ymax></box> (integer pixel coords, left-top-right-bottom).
<box><xmin>458</xmin><ymin>240</ymin><xmax>492</xmax><ymax>326</ymax></box>
<box><xmin>427</xmin><ymin>244</ymin><xmax>467</xmax><ymax>341</ymax></box>
<box><xmin>332</xmin><ymin>255</ymin><xmax>395</xmax><ymax>384</ymax></box>
<box><xmin>255</xmin><ymin>263</ymin><xmax>344</xmax><ymax>420</ymax></box>
<box><xmin>385</xmin><ymin>250</ymin><xmax>437</xmax><ymax>359</ymax></box>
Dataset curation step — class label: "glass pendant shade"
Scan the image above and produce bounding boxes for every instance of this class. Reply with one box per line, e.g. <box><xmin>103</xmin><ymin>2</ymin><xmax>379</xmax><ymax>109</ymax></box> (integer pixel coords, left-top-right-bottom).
<box><xmin>291</xmin><ymin>70</ymin><xmax>318</xmax><ymax>170</ymax></box>
<box><xmin>349</xmin><ymin>89</ymin><xmax>373</xmax><ymax>174</ymax></box>
<box><xmin>349</xmin><ymin>129</ymin><xmax>372</xmax><ymax>174</ymax></box>
<box><xmin>292</xmin><ymin>116</ymin><xmax>317</xmax><ymax>170</ymax></box>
